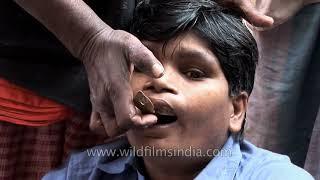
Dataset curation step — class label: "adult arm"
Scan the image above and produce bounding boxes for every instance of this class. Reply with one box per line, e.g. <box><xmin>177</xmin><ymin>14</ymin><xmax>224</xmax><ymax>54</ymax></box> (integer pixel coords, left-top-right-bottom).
<box><xmin>14</xmin><ymin>0</ymin><xmax>163</xmax><ymax>136</ymax></box>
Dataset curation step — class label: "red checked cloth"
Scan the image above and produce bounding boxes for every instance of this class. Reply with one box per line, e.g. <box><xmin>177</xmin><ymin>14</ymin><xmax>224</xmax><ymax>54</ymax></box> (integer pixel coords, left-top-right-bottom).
<box><xmin>0</xmin><ymin>78</ymin><xmax>106</xmax><ymax>180</ymax></box>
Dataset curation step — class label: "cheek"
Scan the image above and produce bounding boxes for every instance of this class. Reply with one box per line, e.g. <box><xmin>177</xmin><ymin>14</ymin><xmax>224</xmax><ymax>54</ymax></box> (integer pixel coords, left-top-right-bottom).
<box><xmin>182</xmin><ymin>80</ymin><xmax>231</xmax><ymax>130</ymax></box>
<box><xmin>176</xmin><ymin>81</ymin><xmax>231</xmax><ymax>152</ymax></box>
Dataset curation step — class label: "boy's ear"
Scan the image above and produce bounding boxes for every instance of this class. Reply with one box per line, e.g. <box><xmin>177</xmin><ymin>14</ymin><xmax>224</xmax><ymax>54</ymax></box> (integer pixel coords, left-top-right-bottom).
<box><xmin>229</xmin><ymin>92</ymin><xmax>248</xmax><ymax>133</ymax></box>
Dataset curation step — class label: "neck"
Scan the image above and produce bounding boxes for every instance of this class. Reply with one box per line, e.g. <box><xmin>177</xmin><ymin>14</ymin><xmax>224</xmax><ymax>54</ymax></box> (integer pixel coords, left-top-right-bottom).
<box><xmin>142</xmin><ymin>156</ymin><xmax>210</xmax><ymax>180</ymax></box>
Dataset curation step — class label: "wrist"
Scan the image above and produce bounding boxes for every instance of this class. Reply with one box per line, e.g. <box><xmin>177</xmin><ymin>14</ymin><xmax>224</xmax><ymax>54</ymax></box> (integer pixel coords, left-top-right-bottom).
<box><xmin>14</xmin><ymin>0</ymin><xmax>112</xmax><ymax>61</ymax></box>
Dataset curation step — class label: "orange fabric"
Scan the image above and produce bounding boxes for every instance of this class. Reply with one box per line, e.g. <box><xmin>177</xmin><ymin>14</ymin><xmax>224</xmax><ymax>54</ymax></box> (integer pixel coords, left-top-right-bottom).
<box><xmin>0</xmin><ymin>78</ymin><xmax>73</xmax><ymax>126</ymax></box>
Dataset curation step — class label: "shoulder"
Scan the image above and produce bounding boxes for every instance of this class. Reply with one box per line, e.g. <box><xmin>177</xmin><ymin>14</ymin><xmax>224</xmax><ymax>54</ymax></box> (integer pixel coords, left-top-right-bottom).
<box><xmin>248</xmin><ymin>161</ymin><xmax>314</xmax><ymax>180</ymax></box>
<box><xmin>235</xmin><ymin>140</ymin><xmax>314</xmax><ymax>180</ymax></box>
<box><xmin>42</xmin><ymin>136</ymin><xmax>131</xmax><ymax>180</ymax></box>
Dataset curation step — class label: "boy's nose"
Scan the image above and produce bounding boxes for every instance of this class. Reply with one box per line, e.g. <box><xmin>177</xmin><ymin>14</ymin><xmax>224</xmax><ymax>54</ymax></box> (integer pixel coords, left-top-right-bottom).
<box><xmin>143</xmin><ymin>72</ymin><xmax>178</xmax><ymax>94</ymax></box>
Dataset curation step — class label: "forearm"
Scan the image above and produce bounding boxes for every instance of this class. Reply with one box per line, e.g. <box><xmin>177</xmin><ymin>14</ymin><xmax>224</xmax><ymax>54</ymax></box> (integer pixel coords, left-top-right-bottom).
<box><xmin>14</xmin><ymin>0</ymin><xmax>111</xmax><ymax>59</ymax></box>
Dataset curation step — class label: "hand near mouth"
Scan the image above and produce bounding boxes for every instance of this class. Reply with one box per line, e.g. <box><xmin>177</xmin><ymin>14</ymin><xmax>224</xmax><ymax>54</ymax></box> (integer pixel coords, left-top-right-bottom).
<box><xmin>134</xmin><ymin>91</ymin><xmax>178</xmax><ymax>126</ymax></box>
<box><xmin>89</xmin><ymin>91</ymin><xmax>158</xmax><ymax>137</ymax></box>
<box><xmin>132</xmin><ymin>91</ymin><xmax>158</xmax><ymax>128</ymax></box>
<box><xmin>90</xmin><ymin>90</ymin><xmax>177</xmax><ymax>137</ymax></box>
<box><xmin>133</xmin><ymin>91</ymin><xmax>155</xmax><ymax>114</ymax></box>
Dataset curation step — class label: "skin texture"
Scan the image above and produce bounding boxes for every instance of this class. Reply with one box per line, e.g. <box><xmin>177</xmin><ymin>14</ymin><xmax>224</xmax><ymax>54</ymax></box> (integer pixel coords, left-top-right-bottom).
<box><xmin>127</xmin><ymin>32</ymin><xmax>248</xmax><ymax>180</ymax></box>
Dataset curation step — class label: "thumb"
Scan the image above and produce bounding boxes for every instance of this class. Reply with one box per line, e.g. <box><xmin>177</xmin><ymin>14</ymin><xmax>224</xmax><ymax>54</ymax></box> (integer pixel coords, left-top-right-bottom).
<box><xmin>127</xmin><ymin>37</ymin><xmax>164</xmax><ymax>78</ymax></box>
<box><xmin>239</xmin><ymin>0</ymin><xmax>274</xmax><ymax>28</ymax></box>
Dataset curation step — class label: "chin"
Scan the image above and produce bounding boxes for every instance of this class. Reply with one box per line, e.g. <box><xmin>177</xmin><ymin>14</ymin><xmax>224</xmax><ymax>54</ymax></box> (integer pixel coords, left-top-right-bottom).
<box><xmin>127</xmin><ymin>131</ymin><xmax>177</xmax><ymax>150</ymax></box>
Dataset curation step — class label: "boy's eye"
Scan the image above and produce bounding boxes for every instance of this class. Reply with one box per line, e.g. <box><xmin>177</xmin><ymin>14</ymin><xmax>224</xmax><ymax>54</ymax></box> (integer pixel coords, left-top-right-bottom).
<box><xmin>184</xmin><ymin>68</ymin><xmax>205</xmax><ymax>80</ymax></box>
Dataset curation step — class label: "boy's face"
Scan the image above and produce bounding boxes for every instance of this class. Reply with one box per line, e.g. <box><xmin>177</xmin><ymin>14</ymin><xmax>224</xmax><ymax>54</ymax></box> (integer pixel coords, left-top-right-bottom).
<box><xmin>127</xmin><ymin>32</ymin><xmax>246</xmax><ymax>163</ymax></box>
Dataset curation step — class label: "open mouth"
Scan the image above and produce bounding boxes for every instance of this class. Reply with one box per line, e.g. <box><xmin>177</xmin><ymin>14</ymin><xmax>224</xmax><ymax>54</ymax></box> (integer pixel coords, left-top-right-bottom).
<box><xmin>153</xmin><ymin>102</ymin><xmax>178</xmax><ymax>125</ymax></box>
<box><xmin>155</xmin><ymin>114</ymin><xmax>178</xmax><ymax>125</ymax></box>
<box><xmin>133</xmin><ymin>91</ymin><xmax>178</xmax><ymax>126</ymax></box>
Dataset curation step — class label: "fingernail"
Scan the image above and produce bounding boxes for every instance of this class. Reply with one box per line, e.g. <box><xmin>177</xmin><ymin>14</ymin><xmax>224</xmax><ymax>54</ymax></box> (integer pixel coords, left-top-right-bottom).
<box><xmin>148</xmin><ymin>115</ymin><xmax>158</xmax><ymax>124</ymax></box>
<box><xmin>152</xmin><ymin>63</ymin><xmax>164</xmax><ymax>77</ymax></box>
<box><xmin>263</xmin><ymin>17</ymin><xmax>274</xmax><ymax>27</ymax></box>
<box><xmin>266</xmin><ymin>16</ymin><xmax>274</xmax><ymax>23</ymax></box>
<box><xmin>132</xmin><ymin>115</ymin><xmax>142</xmax><ymax>122</ymax></box>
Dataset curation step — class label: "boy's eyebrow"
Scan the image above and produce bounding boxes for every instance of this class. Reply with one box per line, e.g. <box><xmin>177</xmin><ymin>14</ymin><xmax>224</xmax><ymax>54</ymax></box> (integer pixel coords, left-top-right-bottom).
<box><xmin>175</xmin><ymin>46</ymin><xmax>218</xmax><ymax>66</ymax></box>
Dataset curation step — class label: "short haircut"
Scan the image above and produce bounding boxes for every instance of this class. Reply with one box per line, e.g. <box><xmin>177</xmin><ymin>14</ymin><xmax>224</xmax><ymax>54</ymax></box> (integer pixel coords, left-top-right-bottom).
<box><xmin>130</xmin><ymin>0</ymin><xmax>258</xmax><ymax>97</ymax></box>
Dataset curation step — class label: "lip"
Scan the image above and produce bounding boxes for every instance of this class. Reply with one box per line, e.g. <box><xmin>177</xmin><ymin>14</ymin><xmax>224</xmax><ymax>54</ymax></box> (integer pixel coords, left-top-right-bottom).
<box><xmin>133</xmin><ymin>96</ymin><xmax>179</xmax><ymax>138</ymax></box>
<box><xmin>149</xmin><ymin>98</ymin><xmax>177</xmax><ymax>116</ymax></box>
<box><xmin>137</xmin><ymin>119</ymin><xmax>179</xmax><ymax>138</ymax></box>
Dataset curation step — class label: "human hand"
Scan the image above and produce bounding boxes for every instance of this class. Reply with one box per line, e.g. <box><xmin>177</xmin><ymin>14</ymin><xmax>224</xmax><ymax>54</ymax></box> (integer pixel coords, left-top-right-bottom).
<box><xmin>218</xmin><ymin>0</ymin><xmax>306</xmax><ymax>29</ymax></box>
<box><xmin>217</xmin><ymin>0</ymin><xmax>274</xmax><ymax>28</ymax></box>
<box><xmin>254</xmin><ymin>0</ymin><xmax>305</xmax><ymax>28</ymax></box>
<box><xmin>80</xmin><ymin>28</ymin><xmax>163</xmax><ymax>137</ymax></box>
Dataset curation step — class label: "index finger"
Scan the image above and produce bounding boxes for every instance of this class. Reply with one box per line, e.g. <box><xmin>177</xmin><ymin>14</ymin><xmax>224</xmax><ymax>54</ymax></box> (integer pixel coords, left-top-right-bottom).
<box><xmin>126</xmin><ymin>35</ymin><xmax>164</xmax><ymax>78</ymax></box>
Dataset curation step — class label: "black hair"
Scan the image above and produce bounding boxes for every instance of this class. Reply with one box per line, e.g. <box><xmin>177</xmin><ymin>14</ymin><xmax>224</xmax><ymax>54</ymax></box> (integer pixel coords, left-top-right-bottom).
<box><xmin>130</xmin><ymin>0</ymin><xmax>258</xmax><ymax>141</ymax></box>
